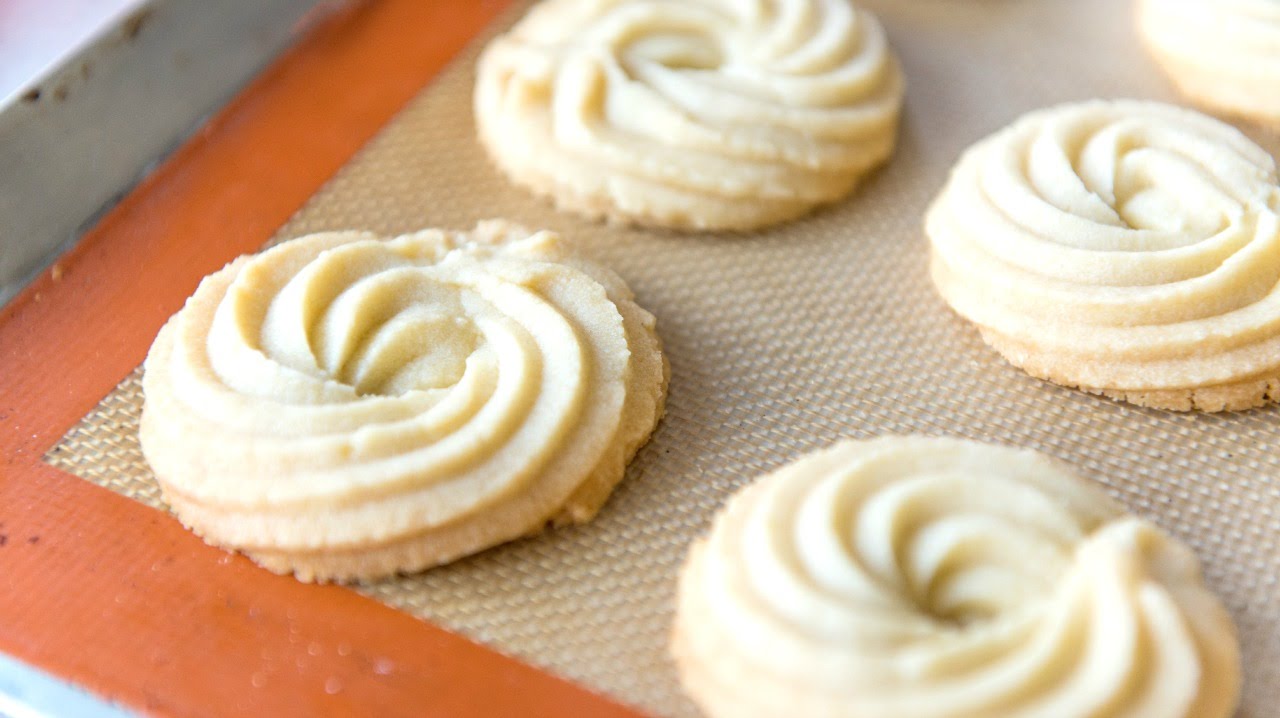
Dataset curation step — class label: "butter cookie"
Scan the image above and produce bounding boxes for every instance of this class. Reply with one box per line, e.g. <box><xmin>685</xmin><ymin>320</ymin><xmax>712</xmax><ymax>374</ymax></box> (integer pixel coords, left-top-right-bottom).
<box><xmin>928</xmin><ymin>100</ymin><xmax>1280</xmax><ymax>411</ymax></box>
<box><xmin>475</xmin><ymin>0</ymin><xmax>904</xmax><ymax>230</ymax></box>
<box><xmin>1139</xmin><ymin>0</ymin><xmax>1280</xmax><ymax>127</ymax></box>
<box><xmin>140</xmin><ymin>221</ymin><xmax>668</xmax><ymax>581</ymax></box>
<box><xmin>673</xmin><ymin>437</ymin><xmax>1240</xmax><ymax>718</ymax></box>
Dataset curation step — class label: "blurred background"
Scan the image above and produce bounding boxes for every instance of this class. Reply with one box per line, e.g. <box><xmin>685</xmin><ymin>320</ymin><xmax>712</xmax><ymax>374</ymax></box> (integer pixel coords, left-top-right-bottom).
<box><xmin>0</xmin><ymin>0</ymin><xmax>345</xmax><ymax>306</ymax></box>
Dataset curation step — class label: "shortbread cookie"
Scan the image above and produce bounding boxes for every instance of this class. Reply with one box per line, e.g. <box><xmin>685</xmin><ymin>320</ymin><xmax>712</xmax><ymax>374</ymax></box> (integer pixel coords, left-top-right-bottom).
<box><xmin>1138</xmin><ymin>0</ymin><xmax>1280</xmax><ymax>127</ymax></box>
<box><xmin>927</xmin><ymin>100</ymin><xmax>1280</xmax><ymax>411</ymax></box>
<box><xmin>140</xmin><ymin>221</ymin><xmax>668</xmax><ymax>582</ymax></box>
<box><xmin>672</xmin><ymin>437</ymin><xmax>1241</xmax><ymax>718</ymax></box>
<box><xmin>474</xmin><ymin>0</ymin><xmax>904</xmax><ymax>231</ymax></box>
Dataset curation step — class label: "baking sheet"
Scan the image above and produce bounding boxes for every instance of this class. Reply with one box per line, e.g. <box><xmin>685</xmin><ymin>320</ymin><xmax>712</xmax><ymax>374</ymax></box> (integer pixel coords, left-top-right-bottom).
<box><xmin>48</xmin><ymin>1</ymin><xmax>1280</xmax><ymax>716</ymax></box>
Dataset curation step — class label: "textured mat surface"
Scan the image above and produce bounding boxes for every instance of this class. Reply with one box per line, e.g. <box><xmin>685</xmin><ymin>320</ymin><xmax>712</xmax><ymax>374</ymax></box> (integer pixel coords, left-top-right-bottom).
<box><xmin>49</xmin><ymin>1</ymin><xmax>1280</xmax><ymax>716</ymax></box>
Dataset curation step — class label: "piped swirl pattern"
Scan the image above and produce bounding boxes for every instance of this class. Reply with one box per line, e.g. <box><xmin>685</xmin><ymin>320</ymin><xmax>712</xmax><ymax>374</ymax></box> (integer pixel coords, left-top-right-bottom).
<box><xmin>475</xmin><ymin>0</ymin><xmax>904</xmax><ymax>230</ymax></box>
<box><xmin>1139</xmin><ymin>0</ymin><xmax>1280</xmax><ymax>126</ymax></box>
<box><xmin>140</xmin><ymin>221</ymin><xmax>667</xmax><ymax>581</ymax></box>
<box><xmin>927</xmin><ymin>100</ymin><xmax>1280</xmax><ymax>410</ymax></box>
<box><xmin>673</xmin><ymin>437</ymin><xmax>1240</xmax><ymax>718</ymax></box>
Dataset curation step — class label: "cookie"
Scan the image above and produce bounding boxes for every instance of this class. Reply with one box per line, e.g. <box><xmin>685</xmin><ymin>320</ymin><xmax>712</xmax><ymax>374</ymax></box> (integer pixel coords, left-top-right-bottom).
<box><xmin>139</xmin><ymin>221</ymin><xmax>668</xmax><ymax>582</ymax></box>
<box><xmin>672</xmin><ymin>436</ymin><xmax>1240</xmax><ymax>718</ymax></box>
<box><xmin>927</xmin><ymin>100</ymin><xmax>1280</xmax><ymax>411</ymax></box>
<box><xmin>474</xmin><ymin>0</ymin><xmax>904</xmax><ymax>231</ymax></box>
<box><xmin>1138</xmin><ymin>0</ymin><xmax>1280</xmax><ymax>127</ymax></box>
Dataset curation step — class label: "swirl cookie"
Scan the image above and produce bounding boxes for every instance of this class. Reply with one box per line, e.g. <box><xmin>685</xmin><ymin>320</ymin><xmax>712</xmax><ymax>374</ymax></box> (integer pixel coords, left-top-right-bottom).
<box><xmin>672</xmin><ymin>437</ymin><xmax>1241</xmax><ymax>718</ymax></box>
<box><xmin>927</xmin><ymin>100</ymin><xmax>1280</xmax><ymax>411</ymax></box>
<box><xmin>474</xmin><ymin>0</ymin><xmax>904</xmax><ymax>231</ymax></box>
<box><xmin>140</xmin><ymin>221</ymin><xmax>668</xmax><ymax>582</ymax></box>
<box><xmin>1138</xmin><ymin>0</ymin><xmax>1280</xmax><ymax>127</ymax></box>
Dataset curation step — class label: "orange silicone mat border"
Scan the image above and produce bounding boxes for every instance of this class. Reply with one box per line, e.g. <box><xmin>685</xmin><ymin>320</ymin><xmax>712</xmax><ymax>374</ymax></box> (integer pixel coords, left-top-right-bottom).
<box><xmin>0</xmin><ymin>1</ymin><xmax>648</xmax><ymax>716</ymax></box>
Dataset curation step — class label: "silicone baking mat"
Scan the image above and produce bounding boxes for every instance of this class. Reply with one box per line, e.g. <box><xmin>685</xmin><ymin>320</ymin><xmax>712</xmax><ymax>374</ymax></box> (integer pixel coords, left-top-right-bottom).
<box><xmin>46</xmin><ymin>1</ymin><xmax>1280</xmax><ymax>716</ymax></box>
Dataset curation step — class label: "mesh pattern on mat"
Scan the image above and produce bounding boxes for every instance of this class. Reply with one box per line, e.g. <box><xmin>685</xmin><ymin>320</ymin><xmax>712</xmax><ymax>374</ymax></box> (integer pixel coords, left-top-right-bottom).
<box><xmin>48</xmin><ymin>1</ymin><xmax>1280</xmax><ymax>716</ymax></box>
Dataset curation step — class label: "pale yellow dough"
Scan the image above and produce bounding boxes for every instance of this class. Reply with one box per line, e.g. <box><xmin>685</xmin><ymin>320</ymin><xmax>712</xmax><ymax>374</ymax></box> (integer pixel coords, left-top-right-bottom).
<box><xmin>927</xmin><ymin>100</ymin><xmax>1280</xmax><ymax>411</ymax></box>
<box><xmin>672</xmin><ymin>436</ymin><xmax>1241</xmax><ymax>718</ymax></box>
<box><xmin>474</xmin><ymin>0</ymin><xmax>904</xmax><ymax>231</ymax></box>
<box><xmin>1138</xmin><ymin>0</ymin><xmax>1280</xmax><ymax>127</ymax></box>
<box><xmin>140</xmin><ymin>221</ymin><xmax>668</xmax><ymax>582</ymax></box>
